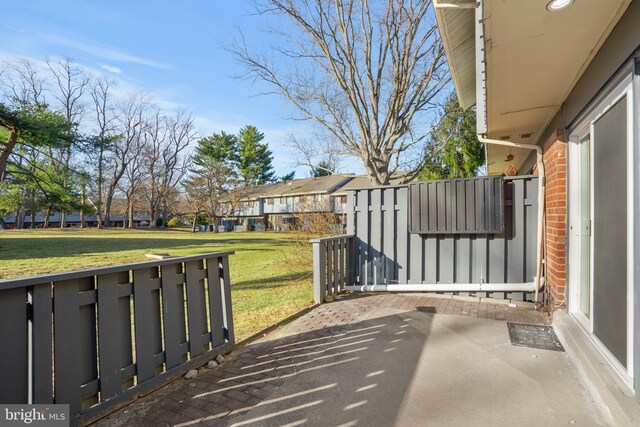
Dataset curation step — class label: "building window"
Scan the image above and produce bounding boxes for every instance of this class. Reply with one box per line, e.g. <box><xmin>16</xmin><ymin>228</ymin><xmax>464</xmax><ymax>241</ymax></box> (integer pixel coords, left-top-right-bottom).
<box><xmin>266</xmin><ymin>198</ymin><xmax>273</xmax><ymax>205</ymax></box>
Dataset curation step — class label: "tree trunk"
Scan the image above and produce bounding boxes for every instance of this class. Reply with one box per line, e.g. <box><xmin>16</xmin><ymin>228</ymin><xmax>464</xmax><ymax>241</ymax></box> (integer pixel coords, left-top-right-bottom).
<box><xmin>150</xmin><ymin>202</ymin><xmax>159</xmax><ymax>228</ymax></box>
<box><xmin>15</xmin><ymin>207</ymin><xmax>24</xmax><ymax>229</ymax></box>
<box><xmin>80</xmin><ymin>186</ymin><xmax>86</xmax><ymax>228</ymax></box>
<box><xmin>104</xmin><ymin>194</ymin><xmax>114</xmax><ymax>228</ymax></box>
<box><xmin>127</xmin><ymin>197</ymin><xmax>134</xmax><ymax>228</ymax></box>
<box><xmin>191</xmin><ymin>216</ymin><xmax>197</xmax><ymax>233</ymax></box>
<box><xmin>96</xmin><ymin>146</ymin><xmax>105</xmax><ymax>228</ymax></box>
<box><xmin>0</xmin><ymin>130</ymin><xmax>18</xmax><ymax>182</ymax></box>
<box><xmin>60</xmin><ymin>212</ymin><xmax>66</xmax><ymax>228</ymax></box>
<box><xmin>148</xmin><ymin>185</ymin><xmax>157</xmax><ymax>228</ymax></box>
<box><xmin>161</xmin><ymin>201</ymin><xmax>168</xmax><ymax>229</ymax></box>
<box><xmin>44</xmin><ymin>208</ymin><xmax>51</xmax><ymax>228</ymax></box>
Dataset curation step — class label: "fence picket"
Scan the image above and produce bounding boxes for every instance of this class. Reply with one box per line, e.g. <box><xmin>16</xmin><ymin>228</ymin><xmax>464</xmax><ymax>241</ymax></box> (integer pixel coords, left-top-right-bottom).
<box><xmin>328</xmin><ymin>177</ymin><xmax>538</xmax><ymax>298</ymax></box>
<box><xmin>97</xmin><ymin>272</ymin><xmax>128</xmax><ymax>400</ymax></box>
<box><xmin>185</xmin><ymin>261</ymin><xmax>208</xmax><ymax>357</ymax></box>
<box><xmin>133</xmin><ymin>267</ymin><xmax>163</xmax><ymax>382</ymax></box>
<box><xmin>0</xmin><ymin>252</ymin><xmax>235</xmax><ymax>423</ymax></box>
<box><xmin>0</xmin><ymin>288</ymin><xmax>28</xmax><ymax>403</ymax></box>
<box><xmin>32</xmin><ymin>283</ymin><xmax>53</xmax><ymax>403</ymax></box>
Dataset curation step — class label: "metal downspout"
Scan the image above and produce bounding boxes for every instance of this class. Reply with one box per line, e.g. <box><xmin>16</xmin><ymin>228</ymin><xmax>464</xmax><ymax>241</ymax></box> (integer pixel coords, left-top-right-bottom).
<box><xmin>473</xmin><ymin>0</ymin><xmax>546</xmax><ymax>304</ymax></box>
<box><xmin>476</xmin><ymin>136</ymin><xmax>546</xmax><ymax>304</ymax></box>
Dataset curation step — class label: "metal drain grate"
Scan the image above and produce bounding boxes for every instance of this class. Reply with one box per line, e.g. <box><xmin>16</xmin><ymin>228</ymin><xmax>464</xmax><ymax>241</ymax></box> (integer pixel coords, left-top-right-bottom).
<box><xmin>507</xmin><ymin>323</ymin><xmax>565</xmax><ymax>352</ymax></box>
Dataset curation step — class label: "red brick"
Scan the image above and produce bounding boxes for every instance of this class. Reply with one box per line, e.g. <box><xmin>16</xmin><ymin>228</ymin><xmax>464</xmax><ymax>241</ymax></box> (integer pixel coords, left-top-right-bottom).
<box><xmin>542</xmin><ymin>132</ymin><xmax>567</xmax><ymax>310</ymax></box>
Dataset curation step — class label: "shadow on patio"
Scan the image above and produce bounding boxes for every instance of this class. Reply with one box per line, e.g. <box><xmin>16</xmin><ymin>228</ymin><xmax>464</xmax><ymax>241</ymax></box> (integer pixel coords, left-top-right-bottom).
<box><xmin>93</xmin><ymin>294</ymin><xmax>605</xmax><ymax>427</ymax></box>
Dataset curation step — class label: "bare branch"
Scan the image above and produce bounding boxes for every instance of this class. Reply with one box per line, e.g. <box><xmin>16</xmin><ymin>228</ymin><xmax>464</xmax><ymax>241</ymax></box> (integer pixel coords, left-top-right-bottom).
<box><xmin>233</xmin><ymin>0</ymin><xmax>450</xmax><ymax>184</ymax></box>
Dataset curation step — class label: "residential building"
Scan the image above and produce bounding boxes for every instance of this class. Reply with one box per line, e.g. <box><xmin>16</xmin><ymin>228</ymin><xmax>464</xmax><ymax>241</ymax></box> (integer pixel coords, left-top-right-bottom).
<box><xmin>2</xmin><ymin>199</ymin><xmax>151</xmax><ymax>228</ymax></box>
<box><xmin>221</xmin><ymin>174</ymin><xmax>410</xmax><ymax>231</ymax></box>
<box><xmin>434</xmin><ymin>0</ymin><xmax>640</xmax><ymax>404</ymax></box>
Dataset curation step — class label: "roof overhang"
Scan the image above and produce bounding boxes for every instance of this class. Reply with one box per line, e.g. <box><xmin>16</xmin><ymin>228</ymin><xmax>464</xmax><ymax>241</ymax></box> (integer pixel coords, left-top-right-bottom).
<box><xmin>435</xmin><ymin>0</ymin><xmax>631</xmax><ymax>174</ymax></box>
<box><xmin>434</xmin><ymin>1</ymin><xmax>477</xmax><ymax>110</ymax></box>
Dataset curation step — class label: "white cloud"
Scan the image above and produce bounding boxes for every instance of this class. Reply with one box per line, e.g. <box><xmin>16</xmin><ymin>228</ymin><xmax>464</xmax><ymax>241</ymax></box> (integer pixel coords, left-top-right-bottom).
<box><xmin>99</xmin><ymin>63</ymin><xmax>122</xmax><ymax>74</ymax></box>
<box><xmin>0</xmin><ymin>50</ymin><xmax>363</xmax><ymax>178</ymax></box>
<box><xmin>44</xmin><ymin>33</ymin><xmax>170</xmax><ymax>70</ymax></box>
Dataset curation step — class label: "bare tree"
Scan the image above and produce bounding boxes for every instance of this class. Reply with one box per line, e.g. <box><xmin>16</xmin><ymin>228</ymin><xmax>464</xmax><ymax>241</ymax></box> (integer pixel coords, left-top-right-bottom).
<box><xmin>3</xmin><ymin>58</ymin><xmax>48</xmax><ymax>105</ymax></box>
<box><xmin>104</xmin><ymin>93</ymin><xmax>147</xmax><ymax>227</ymax></box>
<box><xmin>287</xmin><ymin>134</ymin><xmax>343</xmax><ymax>175</ymax></box>
<box><xmin>141</xmin><ymin>109</ymin><xmax>167</xmax><ymax>227</ymax></box>
<box><xmin>89</xmin><ymin>77</ymin><xmax>117</xmax><ymax>228</ymax></box>
<box><xmin>183</xmin><ymin>157</ymin><xmax>240</xmax><ymax>232</ymax></box>
<box><xmin>46</xmin><ymin>57</ymin><xmax>89</xmax><ymax>227</ymax></box>
<box><xmin>144</xmin><ymin>110</ymin><xmax>195</xmax><ymax>227</ymax></box>
<box><xmin>234</xmin><ymin>0</ymin><xmax>449</xmax><ymax>184</ymax></box>
<box><xmin>118</xmin><ymin>136</ymin><xmax>146</xmax><ymax>228</ymax></box>
<box><xmin>46</xmin><ymin>57</ymin><xmax>88</xmax><ymax>125</ymax></box>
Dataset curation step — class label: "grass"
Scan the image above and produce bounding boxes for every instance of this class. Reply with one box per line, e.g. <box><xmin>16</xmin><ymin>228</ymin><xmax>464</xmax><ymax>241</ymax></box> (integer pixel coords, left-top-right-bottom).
<box><xmin>0</xmin><ymin>228</ymin><xmax>313</xmax><ymax>341</ymax></box>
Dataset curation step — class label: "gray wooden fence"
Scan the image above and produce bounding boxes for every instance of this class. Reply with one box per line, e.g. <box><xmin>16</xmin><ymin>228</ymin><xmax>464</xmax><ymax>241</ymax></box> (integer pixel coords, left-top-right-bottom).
<box><xmin>313</xmin><ymin>176</ymin><xmax>539</xmax><ymax>303</ymax></box>
<box><xmin>0</xmin><ymin>252</ymin><xmax>235</xmax><ymax>425</ymax></box>
<box><xmin>312</xmin><ymin>235</ymin><xmax>354</xmax><ymax>303</ymax></box>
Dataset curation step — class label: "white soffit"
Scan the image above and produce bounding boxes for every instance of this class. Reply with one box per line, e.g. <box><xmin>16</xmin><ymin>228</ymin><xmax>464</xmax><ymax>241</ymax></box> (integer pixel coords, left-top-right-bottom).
<box><xmin>434</xmin><ymin>2</ymin><xmax>476</xmax><ymax>109</ymax></box>
<box><xmin>484</xmin><ymin>0</ymin><xmax>630</xmax><ymax>175</ymax></box>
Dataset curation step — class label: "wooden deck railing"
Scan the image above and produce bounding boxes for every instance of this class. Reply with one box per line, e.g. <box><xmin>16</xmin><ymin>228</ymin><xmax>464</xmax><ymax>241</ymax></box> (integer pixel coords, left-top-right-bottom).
<box><xmin>311</xmin><ymin>235</ymin><xmax>354</xmax><ymax>303</ymax></box>
<box><xmin>0</xmin><ymin>252</ymin><xmax>235</xmax><ymax>425</ymax></box>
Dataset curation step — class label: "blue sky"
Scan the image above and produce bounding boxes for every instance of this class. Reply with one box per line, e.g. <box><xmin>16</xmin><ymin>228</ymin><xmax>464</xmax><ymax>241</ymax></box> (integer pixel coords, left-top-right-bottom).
<box><xmin>1</xmin><ymin>0</ymin><xmax>364</xmax><ymax>177</ymax></box>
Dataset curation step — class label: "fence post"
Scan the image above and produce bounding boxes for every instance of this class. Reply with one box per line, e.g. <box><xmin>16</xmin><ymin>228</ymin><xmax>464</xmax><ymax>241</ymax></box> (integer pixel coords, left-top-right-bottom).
<box><xmin>345</xmin><ymin>236</ymin><xmax>354</xmax><ymax>287</ymax></box>
<box><xmin>219</xmin><ymin>255</ymin><xmax>235</xmax><ymax>351</ymax></box>
<box><xmin>312</xmin><ymin>240</ymin><xmax>326</xmax><ymax>304</ymax></box>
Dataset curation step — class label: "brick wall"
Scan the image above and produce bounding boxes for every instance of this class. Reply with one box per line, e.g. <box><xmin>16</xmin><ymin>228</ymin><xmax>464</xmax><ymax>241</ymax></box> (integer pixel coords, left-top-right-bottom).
<box><xmin>534</xmin><ymin>130</ymin><xmax>567</xmax><ymax>309</ymax></box>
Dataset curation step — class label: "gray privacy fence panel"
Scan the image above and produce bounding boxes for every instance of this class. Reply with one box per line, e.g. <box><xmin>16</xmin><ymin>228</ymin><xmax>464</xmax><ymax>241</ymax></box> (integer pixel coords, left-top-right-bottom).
<box><xmin>347</xmin><ymin>176</ymin><xmax>538</xmax><ymax>300</ymax></box>
<box><xmin>0</xmin><ymin>252</ymin><xmax>235</xmax><ymax>425</ymax></box>
<box><xmin>409</xmin><ymin>176</ymin><xmax>504</xmax><ymax>234</ymax></box>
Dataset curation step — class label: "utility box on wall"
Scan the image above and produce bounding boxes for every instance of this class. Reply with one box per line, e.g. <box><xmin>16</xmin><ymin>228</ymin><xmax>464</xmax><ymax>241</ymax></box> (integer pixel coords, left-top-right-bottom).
<box><xmin>408</xmin><ymin>176</ymin><xmax>504</xmax><ymax>234</ymax></box>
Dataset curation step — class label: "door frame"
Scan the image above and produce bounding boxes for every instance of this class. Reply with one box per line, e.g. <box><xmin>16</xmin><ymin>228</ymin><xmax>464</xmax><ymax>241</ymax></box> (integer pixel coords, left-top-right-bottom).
<box><xmin>568</xmin><ymin>129</ymin><xmax>591</xmax><ymax>330</ymax></box>
<box><xmin>567</xmin><ymin>67</ymin><xmax>636</xmax><ymax>389</ymax></box>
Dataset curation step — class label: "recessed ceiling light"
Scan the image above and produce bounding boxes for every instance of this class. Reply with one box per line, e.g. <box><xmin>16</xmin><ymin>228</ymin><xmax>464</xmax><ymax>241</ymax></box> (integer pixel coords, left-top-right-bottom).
<box><xmin>547</xmin><ymin>0</ymin><xmax>574</xmax><ymax>11</ymax></box>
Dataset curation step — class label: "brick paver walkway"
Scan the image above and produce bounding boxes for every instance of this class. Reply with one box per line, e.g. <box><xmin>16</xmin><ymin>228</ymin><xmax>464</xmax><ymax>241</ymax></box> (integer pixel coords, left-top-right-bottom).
<box><xmin>92</xmin><ymin>293</ymin><xmax>548</xmax><ymax>426</ymax></box>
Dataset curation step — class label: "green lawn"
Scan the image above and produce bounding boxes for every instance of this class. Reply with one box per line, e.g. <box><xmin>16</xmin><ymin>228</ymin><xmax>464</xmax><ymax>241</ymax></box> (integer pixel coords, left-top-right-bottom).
<box><xmin>0</xmin><ymin>229</ymin><xmax>313</xmax><ymax>341</ymax></box>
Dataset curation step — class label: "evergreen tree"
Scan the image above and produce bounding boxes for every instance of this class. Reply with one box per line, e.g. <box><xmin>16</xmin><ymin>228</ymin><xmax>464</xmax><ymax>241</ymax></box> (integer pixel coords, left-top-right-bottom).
<box><xmin>418</xmin><ymin>94</ymin><xmax>485</xmax><ymax>180</ymax></box>
<box><xmin>193</xmin><ymin>131</ymin><xmax>238</xmax><ymax>166</ymax></box>
<box><xmin>0</xmin><ymin>101</ymin><xmax>74</xmax><ymax>182</ymax></box>
<box><xmin>278</xmin><ymin>171</ymin><xmax>295</xmax><ymax>182</ymax></box>
<box><xmin>236</xmin><ymin>125</ymin><xmax>275</xmax><ymax>185</ymax></box>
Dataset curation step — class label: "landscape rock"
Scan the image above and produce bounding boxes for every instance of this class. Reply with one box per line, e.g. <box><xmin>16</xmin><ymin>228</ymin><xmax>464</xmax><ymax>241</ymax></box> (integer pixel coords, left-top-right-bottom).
<box><xmin>184</xmin><ymin>369</ymin><xmax>197</xmax><ymax>379</ymax></box>
<box><xmin>215</xmin><ymin>354</ymin><xmax>225</xmax><ymax>364</ymax></box>
<box><xmin>207</xmin><ymin>360</ymin><xmax>218</xmax><ymax>369</ymax></box>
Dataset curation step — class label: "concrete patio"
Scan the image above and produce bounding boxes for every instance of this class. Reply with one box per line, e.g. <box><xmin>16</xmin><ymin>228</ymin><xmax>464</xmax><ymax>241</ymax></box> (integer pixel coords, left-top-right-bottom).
<box><xmin>94</xmin><ymin>294</ymin><xmax>605</xmax><ymax>426</ymax></box>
